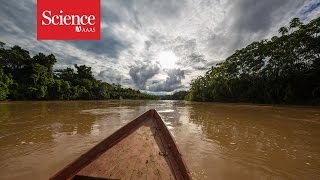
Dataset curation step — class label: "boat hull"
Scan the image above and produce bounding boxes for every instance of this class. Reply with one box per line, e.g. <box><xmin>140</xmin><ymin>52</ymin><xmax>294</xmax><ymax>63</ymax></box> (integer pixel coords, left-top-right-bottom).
<box><xmin>50</xmin><ymin>109</ymin><xmax>191</xmax><ymax>180</ymax></box>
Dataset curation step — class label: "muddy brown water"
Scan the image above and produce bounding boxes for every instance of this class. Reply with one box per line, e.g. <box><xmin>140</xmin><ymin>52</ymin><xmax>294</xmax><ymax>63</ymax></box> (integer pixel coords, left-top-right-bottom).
<box><xmin>0</xmin><ymin>100</ymin><xmax>319</xmax><ymax>179</ymax></box>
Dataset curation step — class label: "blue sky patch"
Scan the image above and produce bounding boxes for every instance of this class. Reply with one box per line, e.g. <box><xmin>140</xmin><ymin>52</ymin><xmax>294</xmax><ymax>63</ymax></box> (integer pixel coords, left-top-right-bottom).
<box><xmin>303</xmin><ymin>1</ymin><xmax>320</xmax><ymax>14</ymax></box>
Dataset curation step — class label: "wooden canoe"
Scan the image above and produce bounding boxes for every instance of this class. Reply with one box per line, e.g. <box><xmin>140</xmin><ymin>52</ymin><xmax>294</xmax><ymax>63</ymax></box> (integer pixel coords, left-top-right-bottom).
<box><xmin>50</xmin><ymin>109</ymin><xmax>191</xmax><ymax>180</ymax></box>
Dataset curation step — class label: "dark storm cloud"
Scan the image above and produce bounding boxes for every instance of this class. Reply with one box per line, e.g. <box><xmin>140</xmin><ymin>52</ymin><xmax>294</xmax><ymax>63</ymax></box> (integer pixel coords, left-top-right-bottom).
<box><xmin>148</xmin><ymin>69</ymin><xmax>185</xmax><ymax>92</ymax></box>
<box><xmin>231</xmin><ymin>0</ymin><xmax>289</xmax><ymax>33</ymax></box>
<box><xmin>68</xmin><ymin>34</ymin><xmax>131</xmax><ymax>59</ymax></box>
<box><xmin>226</xmin><ymin>0</ymin><xmax>305</xmax><ymax>50</ymax></box>
<box><xmin>129</xmin><ymin>64</ymin><xmax>160</xmax><ymax>89</ymax></box>
<box><xmin>66</xmin><ymin>2</ymin><xmax>134</xmax><ymax>59</ymax></box>
<box><xmin>0</xmin><ymin>0</ymin><xmax>35</xmax><ymax>35</ymax></box>
<box><xmin>97</xmin><ymin>68</ymin><xmax>126</xmax><ymax>85</ymax></box>
<box><xmin>102</xmin><ymin>5</ymin><xmax>122</xmax><ymax>24</ymax></box>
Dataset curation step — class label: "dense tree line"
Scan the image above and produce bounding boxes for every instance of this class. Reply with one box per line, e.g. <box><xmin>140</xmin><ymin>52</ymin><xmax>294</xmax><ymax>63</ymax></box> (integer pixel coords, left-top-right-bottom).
<box><xmin>187</xmin><ymin>17</ymin><xmax>320</xmax><ymax>104</ymax></box>
<box><xmin>160</xmin><ymin>91</ymin><xmax>188</xmax><ymax>100</ymax></box>
<box><xmin>0</xmin><ymin>42</ymin><xmax>158</xmax><ymax>100</ymax></box>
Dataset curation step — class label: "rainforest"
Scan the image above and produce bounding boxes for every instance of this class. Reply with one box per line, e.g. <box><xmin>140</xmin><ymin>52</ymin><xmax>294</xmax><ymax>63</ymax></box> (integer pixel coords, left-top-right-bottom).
<box><xmin>0</xmin><ymin>42</ymin><xmax>158</xmax><ymax>100</ymax></box>
<box><xmin>186</xmin><ymin>17</ymin><xmax>320</xmax><ymax>104</ymax></box>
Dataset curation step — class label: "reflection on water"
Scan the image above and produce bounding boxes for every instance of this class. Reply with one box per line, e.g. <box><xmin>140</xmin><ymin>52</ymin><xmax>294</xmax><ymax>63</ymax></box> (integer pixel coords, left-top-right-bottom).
<box><xmin>0</xmin><ymin>101</ymin><xmax>319</xmax><ymax>179</ymax></box>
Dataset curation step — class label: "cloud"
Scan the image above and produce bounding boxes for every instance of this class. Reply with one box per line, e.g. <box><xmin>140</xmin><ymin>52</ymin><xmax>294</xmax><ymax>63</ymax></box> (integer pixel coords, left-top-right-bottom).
<box><xmin>0</xmin><ymin>0</ymin><xmax>35</xmax><ymax>35</ymax></box>
<box><xmin>231</xmin><ymin>0</ymin><xmax>292</xmax><ymax>33</ymax></box>
<box><xmin>0</xmin><ymin>0</ymin><xmax>318</xmax><ymax>94</ymax></box>
<box><xmin>129</xmin><ymin>64</ymin><xmax>160</xmax><ymax>89</ymax></box>
<box><xmin>148</xmin><ymin>69</ymin><xmax>185</xmax><ymax>92</ymax></box>
<box><xmin>300</xmin><ymin>0</ymin><xmax>320</xmax><ymax>21</ymax></box>
<box><xmin>302</xmin><ymin>1</ymin><xmax>320</xmax><ymax>14</ymax></box>
<box><xmin>68</xmin><ymin>34</ymin><xmax>131</xmax><ymax>59</ymax></box>
<box><xmin>97</xmin><ymin>68</ymin><xmax>128</xmax><ymax>85</ymax></box>
<box><xmin>206</xmin><ymin>0</ymin><xmax>306</xmax><ymax>55</ymax></box>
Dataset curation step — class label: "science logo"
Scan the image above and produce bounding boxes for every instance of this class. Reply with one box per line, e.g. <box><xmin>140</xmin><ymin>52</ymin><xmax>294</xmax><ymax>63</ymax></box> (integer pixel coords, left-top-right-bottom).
<box><xmin>37</xmin><ymin>0</ymin><xmax>100</xmax><ymax>40</ymax></box>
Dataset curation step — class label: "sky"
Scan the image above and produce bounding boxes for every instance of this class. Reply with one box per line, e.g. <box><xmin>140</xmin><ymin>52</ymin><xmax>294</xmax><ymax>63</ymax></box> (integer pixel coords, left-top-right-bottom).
<box><xmin>0</xmin><ymin>0</ymin><xmax>319</xmax><ymax>95</ymax></box>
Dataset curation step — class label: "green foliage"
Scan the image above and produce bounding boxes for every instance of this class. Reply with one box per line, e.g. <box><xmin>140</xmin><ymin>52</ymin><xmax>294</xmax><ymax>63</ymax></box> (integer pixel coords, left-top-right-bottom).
<box><xmin>160</xmin><ymin>91</ymin><xmax>189</xmax><ymax>100</ymax></box>
<box><xmin>0</xmin><ymin>67</ymin><xmax>13</xmax><ymax>100</ymax></box>
<box><xmin>0</xmin><ymin>42</ymin><xmax>158</xmax><ymax>101</ymax></box>
<box><xmin>188</xmin><ymin>17</ymin><xmax>320</xmax><ymax>104</ymax></box>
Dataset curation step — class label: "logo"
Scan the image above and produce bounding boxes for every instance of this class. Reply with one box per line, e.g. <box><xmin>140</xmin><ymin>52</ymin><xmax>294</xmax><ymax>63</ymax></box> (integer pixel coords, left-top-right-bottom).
<box><xmin>37</xmin><ymin>0</ymin><xmax>100</xmax><ymax>40</ymax></box>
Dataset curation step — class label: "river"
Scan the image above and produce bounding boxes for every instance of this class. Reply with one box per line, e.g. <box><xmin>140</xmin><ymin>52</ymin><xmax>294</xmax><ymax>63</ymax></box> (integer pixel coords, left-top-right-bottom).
<box><xmin>0</xmin><ymin>100</ymin><xmax>319</xmax><ymax>179</ymax></box>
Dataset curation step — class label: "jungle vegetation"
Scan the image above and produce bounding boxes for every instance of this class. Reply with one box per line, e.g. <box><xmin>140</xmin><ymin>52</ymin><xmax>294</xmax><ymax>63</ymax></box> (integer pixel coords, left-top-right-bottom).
<box><xmin>0</xmin><ymin>42</ymin><xmax>158</xmax><ymax>100</ymax></box>
<box><xmin>186</xmin><ymin>17</ymin><xmax>320</xmax><ymax>104</ymax></box>
<box><xmin>160</xmin><ymin>91</ymin><xmax>189</xmax><ymax>100</ymax></box>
